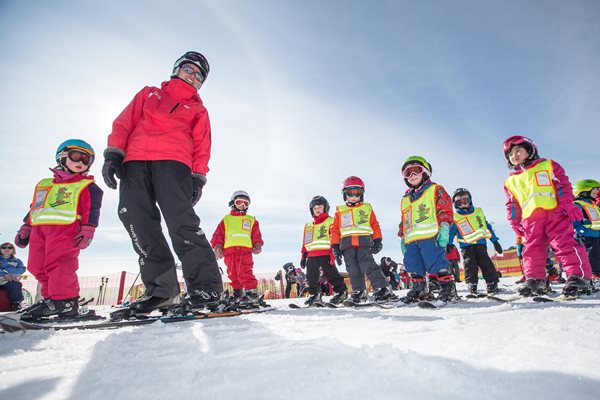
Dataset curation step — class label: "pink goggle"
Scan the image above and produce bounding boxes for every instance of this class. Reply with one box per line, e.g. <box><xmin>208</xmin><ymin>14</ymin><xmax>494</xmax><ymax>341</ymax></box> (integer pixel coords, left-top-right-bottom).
<box><xmin>403</xmin><ymin>164</ymin><xmax>427</xmax><ymax>178</ymax></box>
<box><xmin>502</xmin><ymin>135</ymin><xmax>536</xmax><ymax>153</ymax></box>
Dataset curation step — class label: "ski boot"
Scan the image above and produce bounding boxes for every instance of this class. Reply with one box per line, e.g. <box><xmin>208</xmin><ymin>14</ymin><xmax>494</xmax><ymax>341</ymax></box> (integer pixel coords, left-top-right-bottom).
<box><xmin>437</xmin><ymin>273</ymin><xmax>459</xmax><ymax>303</ymax></box>
<box><xmin>371</xmin><ymin>287</ymin><xmax>399</xmax><ymax>302</ymax></box>
<box><xmin>562</xmin><ymin>275</ymin><xmax>592</xmax><ymax>297</ymax></box>
<box><xmin>400</xmin><ymin>275</ymin><xmax>426</xmax><ymax>303</ymax></box>
<box><xmin>486</xmin><ymin>281</ymin><xmax>499</xmax><ymax>295</ymax></box>
<box><xmin>129</xmin><ymin>295</ymin><xmax>175</xmax><ymax>314</ymax></box>
<box><xmin>169</xmin><ymin>290</ymin><xmax>221</xmax><ymax>315</ymax></box>
<box><xmin>517</xmin><ymin>278</ymin><xmax>549</xmax><ymax>297</ymax></box>
<box><xmin>239</xmin><ymin>289</ymin><xmax>264</xmax><ymax>309</ymax></box>
<box><xmin>329</xmin><ymin>291</ymin><xmax>348</xmax><ymax>305</ymax></box>
<box><xmin>348</xmin><ymin>290</ymin><xmax>368</xmax><ymax>304</ymax></box>
<box><xmin>21</xmin><ymin>297</ymin><xmax>79</xmax><ymax>321</ymax></box>
<box><xmin>467</xmin><ymin>283</ymin><xmax>478</xmax><ymax>295</ymax></box>
<box><xmin>427</xmin><ymin>274</ymin><xmax>441</xmax><ymax>294</ymax></box>
<box><xmin>304</xmin><ymin>292</ymin><xmax>324</xmax><ymax>307</ymax></box>
<box><xmin>515</xmin><ymin>275</ymin><xmax>526</xmax><ymax>284</ymax></box>
<box><xmin>10</xmin><ymin>302</ymin><xmax>22</xmax><ymax>312</ymax></box>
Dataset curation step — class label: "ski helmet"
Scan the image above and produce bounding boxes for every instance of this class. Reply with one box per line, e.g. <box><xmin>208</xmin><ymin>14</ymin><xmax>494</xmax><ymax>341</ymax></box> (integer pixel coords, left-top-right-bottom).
<box><xmin>309</xmin><ymin>195</ymin><xmax>330</xmax><ymax>216</ymax></box>
<box><xmin>283</xmin><ymin>262</ymin><xmax>294</xmax><ymax>271</ymax></box>
<box><xmin>172</xmin><ymin>51</ymin><xmax>210</xmax><ymax>83</ymax></box>
<box><xmin>502</xmin><ymin>135</ymin><xmax>539</xmax><ymax>165</ymax></box>
<box><xmin>401</xmin><ymin>156</ymin><xmax>432</xmax><ymax>188</ymax></box>
<box><xmin>229</xmin><ymin>190</ymin><xmax>251</xmax><ymax>209</ymax></box>
<box><xmin>573</xmin><ymin>179</ymin><xmax>600</xmax><ymax>197</ymax></box>
<box><xmin>55</xmin><ymin>139</ymin><xmax>95</xmax><ymax>171</ymax></box>
<box><xmin>342</xmin><ymin>176</ymin><xmax>365</xmax><ymax>202</ymax></box>
<box><xmin>452</xmin><ymin>188</ymin><xmax>472</xmax><ymax>208</ymax></box>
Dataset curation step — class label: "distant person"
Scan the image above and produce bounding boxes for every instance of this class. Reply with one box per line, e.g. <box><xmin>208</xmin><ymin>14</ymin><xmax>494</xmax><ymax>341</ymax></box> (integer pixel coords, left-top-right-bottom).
<box><xmin>0</xmin><ymin>242</ymin><xmax>26</xmax><ymax>311</ymax></box>
<box><xmin>502</xmin><ymin>135</ymin><xmax>591</xmax><ymax>297</ymax></box>
<box><xmin>380</xmin><ymin>256</ymin><xmax>400</xmax><ymax>290</ymax></box>
<box><xmin>280</xmin><ymin>262</ymin><xmax>299</xmax><ymax>299</ymax></box>
<box><xmin>15</xmin><ymin>140</ymin><xmax>103</xmax><ymax>320</ymax></box>
<box><xmin>211</xmin><ymin>190</ymin><xmax>264</xmax><ymax>306</ymax></box>
<box><xmin>300</xmin><ymin>196</ymin><xmax>348</xmax><ymax>306</ymax></box>
<box><xmin>102</xmin><ymin>52</ymin><xmax>223</xmax><ymax>315</ymax></box>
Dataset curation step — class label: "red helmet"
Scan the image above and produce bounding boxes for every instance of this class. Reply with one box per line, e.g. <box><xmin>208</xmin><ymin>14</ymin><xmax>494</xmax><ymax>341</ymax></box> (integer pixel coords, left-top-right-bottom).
<box><xmin>502</xmin><ymin>135</ymin><xmax>538</xmax><ymax>156</ymax></box>
<box><xmin>342</xmin><ymin>176</ymin><xmax>365</xmax><ymax>190</ymax></box>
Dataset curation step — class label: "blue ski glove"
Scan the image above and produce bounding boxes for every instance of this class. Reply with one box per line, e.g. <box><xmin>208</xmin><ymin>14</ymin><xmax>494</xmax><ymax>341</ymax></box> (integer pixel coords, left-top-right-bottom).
<box><xmin>436</xmin><ymin>223</ymin><xmax>450</xmax><ymax>248</ymax></box>
<box><xmin>493</xmin><ymin>241</ymin><xmax>503</xmax><ymax>254</ymax></box>
<box><xmin>400</xmin><ymin>238</ymin><xmax>407</xmax><ymax>255</ymax></box>
<box><xmin>516</xmin><ymin>243</ymin><xmax>524</xmax><ymax>258</ymax></box>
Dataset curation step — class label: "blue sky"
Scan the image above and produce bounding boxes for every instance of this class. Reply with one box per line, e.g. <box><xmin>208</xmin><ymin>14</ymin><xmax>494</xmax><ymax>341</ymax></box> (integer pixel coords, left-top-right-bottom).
<box><xmin>1</xmin><ymin>0</ymin><xmax>599</xmax><ymax>277</ymax></box>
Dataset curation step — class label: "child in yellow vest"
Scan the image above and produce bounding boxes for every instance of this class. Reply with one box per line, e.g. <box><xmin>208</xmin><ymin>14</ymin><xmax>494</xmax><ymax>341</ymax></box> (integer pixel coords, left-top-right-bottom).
<box><xmin>14</xmin><ymin>139</ymin><xmax>103</xmax><ymax>321</ymax></box>
<box><xmin>502</xmin><ymin>135</ymin><xmax>591</xmax><ymax>297</ymax></box>
<box><xmin>301</xmin><ymin>196</ymin><xmax>348</xmax><ymax>306</ymax></box>
<box><xmin>211</xmin><ymin>190</ymin><xmax>264</xmax><ymax>306</ymax></box>
<box><xmin>398</xmin><ymin>156</ymin><xmax>458</xmax><ymax>305</ymax></box>
<box><xmin>330</xmin><ymin>176</ymin><xmax>395</xmax><ymax>304</ymax></box>
<box><xmin>572</xmin><ymin>179</ymin><xmax>600</xmax><ymax>284</ymax></box>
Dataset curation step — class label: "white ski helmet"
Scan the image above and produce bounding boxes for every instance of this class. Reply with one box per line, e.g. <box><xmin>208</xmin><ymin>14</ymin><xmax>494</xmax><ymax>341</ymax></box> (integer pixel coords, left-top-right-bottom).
<box><xmin>172</xmin><ymin>51</ymin><xmax>210</xmax><ymax>83</ymax></box>
<box><xmin>229</xmin><ymin>190</ymin><xmax>250</xmax><ymax>208</ymax></box>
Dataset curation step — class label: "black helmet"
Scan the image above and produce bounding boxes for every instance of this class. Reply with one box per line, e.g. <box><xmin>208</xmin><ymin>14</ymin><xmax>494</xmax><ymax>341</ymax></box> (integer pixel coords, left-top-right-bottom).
<box><xmin>309</xmin><ymin>195</ymin><xmax>330</xmax><ymax>216</ymax></box>
<box><xmin>172</xmin><ymin>51</ymin><xmax>210</xmax><ymax>82</ymax></box>
<box><xmin>452</xmin><ymin>188</ymin><xmax>472</xmax><ymax>208</ymax></box>
<box><xmin>283</xmin><ymin>262</ymin><xmax>294</xmax><ymax>271</ymax></box>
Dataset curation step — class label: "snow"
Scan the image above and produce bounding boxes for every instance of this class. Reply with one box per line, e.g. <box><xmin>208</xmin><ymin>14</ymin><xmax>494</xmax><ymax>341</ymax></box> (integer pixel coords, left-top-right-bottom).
<box><xmin>2</xmin><ymin>278</ymin><xmax>600</xmax><ymax>400</ymax></box>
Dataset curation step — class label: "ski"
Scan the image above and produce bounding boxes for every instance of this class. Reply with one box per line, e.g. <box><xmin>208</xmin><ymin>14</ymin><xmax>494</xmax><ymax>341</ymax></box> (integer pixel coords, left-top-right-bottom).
<box><xmin>486</xmin><ymin>295</ymin><xmax>521</xmax><ymax>302</ymax></box>
<box><xmin>532</xmin><ymin>295</ymin><xmax>579</xmax><ymax>303</ymax></box>
<box><xmin>342</xmin><ymin>300</ymin><xmax>395</xmax><ymax>309</ymax></box>
<box><xmin>465</xmin><ymin>293</ymin><xmax>488</xmax><ymax>299</ymax></box>
<box><xmin>417</xmin><ymin>300</ymin><xmax>448</xmax><ymax>309</ymax></box>
<box><xmin>288</xmin><ymin>303</ymin><xmax>325</xmax><ymax>309</ymax></box>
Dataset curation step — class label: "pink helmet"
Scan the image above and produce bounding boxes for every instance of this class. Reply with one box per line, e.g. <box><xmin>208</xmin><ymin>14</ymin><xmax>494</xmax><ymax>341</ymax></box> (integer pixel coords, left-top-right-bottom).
<box><xmin>502</xmin><ymin>135</ymin><xmax>538</xmax><ymax>157</ymax></box>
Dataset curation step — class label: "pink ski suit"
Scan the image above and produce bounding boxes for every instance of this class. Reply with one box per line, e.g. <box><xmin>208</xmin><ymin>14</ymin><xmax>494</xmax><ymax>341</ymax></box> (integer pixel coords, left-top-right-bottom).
<box><xmin>504</xmin><ymin>158</ymin><xmax>591</xmax><ymax>280</ymax></box>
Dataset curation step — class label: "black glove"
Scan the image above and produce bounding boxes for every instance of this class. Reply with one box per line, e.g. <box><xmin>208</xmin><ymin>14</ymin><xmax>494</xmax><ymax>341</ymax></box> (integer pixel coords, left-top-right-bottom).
<box><xmin>371</xmin><ymin>238</ymin><xmax>383</xmax><ymax>254</ymax></box>
<box><xmin>332</xmin><ymin>244</ymin><xmax>343</xmax><ymax>266</ymax></box>
<box><xmin>102</xmin><ymin>149</ymin><xmax>124</xmax><ymax>190</ymax></box>
<box><xmin>191</xmin><ymin>173</ymin><xmax>206</xmax><ymax>206</ymax></box>
<box><xmin>445</xmin><ymin>244</ymin><xmax>455</xmax><ymax>254</ymax></box>
<box><xmin>493</xmin><ymin>241</ymin><xmax>503</xmax><ymax>254</ymax></box>
<box><xmin>300</xmin><ymin>253</ymin><xmax>307</xmax><ymax>269</ymax></box>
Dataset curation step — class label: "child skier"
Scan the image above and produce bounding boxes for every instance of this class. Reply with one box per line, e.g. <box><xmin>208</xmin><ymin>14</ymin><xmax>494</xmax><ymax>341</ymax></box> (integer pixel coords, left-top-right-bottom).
<box><xmin>211</xmin><ymin>190</ymin><xmax>263</xmax><ymax>306</ymax></box>
<box><xmin>14</xmin><ymin>139</ymin><xmax>103</xmax><ymax>320</ymax></box>
<box><xmin>448</xmin><ymin>188</ymin><xmax>503</xmax><ymax>295</ymax></box>
<box><xmin>572</xmin><ymin>179</ymin><xmax>600</xmax><ymax>284</ymax></box>
<box><xmin>502</xmin><ymin>135</ymin><xmax>591</xmax><ymax>296</ymax></box>
<box><xmin>398</xmin><ymin>156</ymin><xmax>458</xmax><ymax>305</ymax></box>
<box><xmin>330</xmin><ymin>176</ymin><xmax>395</xmax><ymax>303</ymax></box>
<box><xmin>300</xmin><ymin>196</ymin><xmax>348</xmax><ymax>306</ymax></box>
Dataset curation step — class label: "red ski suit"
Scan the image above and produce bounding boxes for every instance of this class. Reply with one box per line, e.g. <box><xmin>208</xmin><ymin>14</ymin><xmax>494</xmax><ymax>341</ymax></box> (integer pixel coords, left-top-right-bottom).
<box><xmin>504</xmin><ymin>158</ymin><xmax>591</xmax><ymax>280</ymax></box>
<box><xmin>25</xmin><ymin>170</ymin><xmax>103</xmax><ymax>300</ymax></box>
<box><xmin>211</xmin><ymin>211</ymin><xmax>264</xmax><ymax>290</ymax></box>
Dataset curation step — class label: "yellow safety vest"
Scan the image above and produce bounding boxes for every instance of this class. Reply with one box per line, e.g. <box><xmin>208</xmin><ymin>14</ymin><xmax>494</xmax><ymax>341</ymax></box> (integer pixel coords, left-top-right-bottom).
<box><xmin>223</xmin><ymin>214</ymin><xmax>255</xmax><ymax>249</ymax></box>
<box><xmin>504</xmin><ymin>160</ymin><xmax>558</xmax><ymax>219</ymax></box>
<box><xmin>454</xmin><ymin>208</ymin><xmax>492</xmax><ymax>244</ymax></box>
<box><xmin>401</xmin><ymin>184</ymin><xmax>440</xmax><ymax>244</ymax></box>
<box><xmin>303</xmin><ymin>217</ymin><xmax>333</xmax><ymax>251</ymax></box>
<box><xmin>337</xmin><ymin>203</ymin><xmax>374</xmax><ymax>237</ymax></box>
<box><xmin>575</xmin><ymin>200</ymin><xmax>600</xmax><ymax>230</ymax></box>
<box><xmin>30</xmin><ymin>178</ymin><xmax>93</xmax><ymax>226</ymax></box>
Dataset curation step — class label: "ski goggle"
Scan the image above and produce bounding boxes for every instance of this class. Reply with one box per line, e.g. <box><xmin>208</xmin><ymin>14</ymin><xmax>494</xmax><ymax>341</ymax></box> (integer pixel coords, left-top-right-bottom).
<box><xmin>343</xmin><ymin>187</ymin><xmax>364</xmax><ymax>197</ymax></box>
<box><xmin>402</xmin><ymin>164</ymin><xmax>427</xmax><ymax>178</ymax></box>
<box><xmin>234</xmin><ymin>198</ymin><xmax>250</xmax><ymax>208</ymax></box>
<box><xmin>67</xmin><ymin>150</ymin><xmax>93</xmax><ymax>166</ymax></box>
<box><xmin>181</xmin><ymin>64</ymin><xmax>205</xmax><ymax>83</ymax></box>
<box><xmin>454</xmin><ymin>196</ymin><xmax>470</xmax><ymax>206</ymax></box>
<box><xmin>502</xmin><ymin>135</ymin><xmax>535</xmax><ymax>153</ymax></box>
<box><xmin>1</xmin><ymin>245</ymin><xmax>14</xmax><ymax>250</ymax></box>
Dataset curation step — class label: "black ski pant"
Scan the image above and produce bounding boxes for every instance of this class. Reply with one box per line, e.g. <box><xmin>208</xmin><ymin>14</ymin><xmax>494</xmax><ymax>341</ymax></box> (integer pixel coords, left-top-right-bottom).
<box><xmin>461</xmin><ymin>243</ymin><xmax>499</xmax><ymax>285</ymax></box>
<box><xmin>305</xmin><ymin>255</ymin><xmax>347</xmax><ymax>295</ymax></box>
<box><xmin>285</xmin><ymin>282</ymin><xmax>299</xmax><ymax>298</ymax></box>
<box><xmin>342</xmin><ymin>246</ymin><xmax>388</xmax><ymax>292</ymax></box>
<box><xmin>449</xmin><ymin>260</ymin><xmax>461</xmax><ymax>282</ymax></box>
<box><xmin>118</xmin><ymin>161</ymin><xmax>222</xmax><ymax>299</ymax></box>
<box><xmin>583</xmin><ymin>237</ymin><xmax>600</xmax><ymax>275</ymax></box>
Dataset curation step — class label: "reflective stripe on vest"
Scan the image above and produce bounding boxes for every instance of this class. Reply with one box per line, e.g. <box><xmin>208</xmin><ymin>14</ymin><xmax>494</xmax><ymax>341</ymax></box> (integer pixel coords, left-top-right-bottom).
<box><xmin>504</xmin><ymin>160</ymin><xmax>558</xmax><ymax>219</ymax></box>
<box><xmin>401</xmin><ymin>184</ymin><xmax>440</xmax><ymax>244</ymax></box>
<box><xmin>30</xmin><ymin>178</ymin><xmax>93</xmax><ymax>226</ymax></box>
<box><xmin>303</xmin><ymin>217</ymin><xmax>333</xmax><ymax>251</ymax></box>
<box><xmin>453</xmin><ymin>207</ymin><xmax>492</xmax><ymax>244</ymax></box>
<box><xmin>337</xmin><ymin>203</ymin><xmax>374</xmax><ymax>237</ymax></box>
<box><xmin>223</xmin><ymin>214</ymin><xmax>255</xmax><ymax>248</ymax></box>
<box><xmin>575</xmin><ymin>200</ymin><xmax>600</xmax><ymax>230</ymax></box>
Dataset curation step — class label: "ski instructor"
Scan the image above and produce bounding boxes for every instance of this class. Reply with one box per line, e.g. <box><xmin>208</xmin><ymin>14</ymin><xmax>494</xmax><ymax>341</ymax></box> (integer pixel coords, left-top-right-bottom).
<box><xmin>101</xmin><ymin>51</ymin><xmax>223</xmax><ymax>314</ymax></box>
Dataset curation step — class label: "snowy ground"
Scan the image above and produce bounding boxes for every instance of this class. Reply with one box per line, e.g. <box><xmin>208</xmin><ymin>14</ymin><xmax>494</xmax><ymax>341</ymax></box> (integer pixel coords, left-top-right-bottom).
<box><xmin>1</xmin><ymin>277</ymin><xmax>600</xmax><ymax>400</ymax></box>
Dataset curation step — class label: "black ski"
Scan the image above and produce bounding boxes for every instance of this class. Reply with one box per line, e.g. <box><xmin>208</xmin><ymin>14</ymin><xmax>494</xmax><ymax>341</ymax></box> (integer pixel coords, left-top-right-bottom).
<box><xmin>342</xmin><ymin>300</ymin><xmax>395</xmax><ymax>309</ymax></box>
<box><xmin>465</xmin><ymin>293</ymin><xmax>488</xmax><ymax>299</ymax></box>
<box><xmin>288</xmin><ymin>303</ymin><xmax>325</xmax><ymax>309</ymax></box>
<box><xmin>532</xmin><ymin>295</ymin><xmax>578</xmax><ymax>303</ymax></box>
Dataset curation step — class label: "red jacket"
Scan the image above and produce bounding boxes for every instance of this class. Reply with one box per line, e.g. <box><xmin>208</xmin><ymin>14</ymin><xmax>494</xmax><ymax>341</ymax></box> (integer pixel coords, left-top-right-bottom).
<box><xmin>107</xmin><ymin>78</ymin><xmax>212</xmax><ymax>175</ymax></box>
<box><xmin>211</xmin><ymin>210</ymin><xmax>264</xmax><ymax>255</ymax></box>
